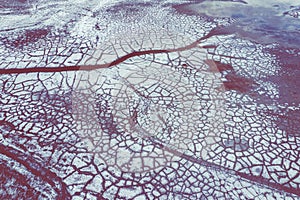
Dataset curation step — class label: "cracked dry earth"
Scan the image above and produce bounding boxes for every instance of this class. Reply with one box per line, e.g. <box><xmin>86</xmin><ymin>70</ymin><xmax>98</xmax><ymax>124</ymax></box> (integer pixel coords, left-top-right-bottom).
<box><xmin>0</xmin><ymin>0</ymin><xmax>300</xmax><ymax>199</ymax></box>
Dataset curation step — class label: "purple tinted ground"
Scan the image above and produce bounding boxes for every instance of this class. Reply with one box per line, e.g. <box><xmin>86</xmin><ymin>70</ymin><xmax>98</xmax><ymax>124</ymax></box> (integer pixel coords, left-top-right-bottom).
<box><xmin>0</xmin><ymin>0</ymin><xmax>300</xmax><ymax>199</ymax></box>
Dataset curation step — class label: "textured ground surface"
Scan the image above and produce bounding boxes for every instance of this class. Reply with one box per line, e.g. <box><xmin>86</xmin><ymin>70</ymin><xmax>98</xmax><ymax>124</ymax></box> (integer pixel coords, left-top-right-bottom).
<box><xmin>0</xmin><ymin>0</ymin><xmax>299</xmax><ymax>199</ymax></box>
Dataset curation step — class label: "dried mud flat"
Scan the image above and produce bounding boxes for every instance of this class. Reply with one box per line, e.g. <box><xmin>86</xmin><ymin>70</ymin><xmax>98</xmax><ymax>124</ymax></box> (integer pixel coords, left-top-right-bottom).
<box><xmin>0</xmin><ymin>0</ymin><xmax>299</xmax><ymax>199</ymax></box>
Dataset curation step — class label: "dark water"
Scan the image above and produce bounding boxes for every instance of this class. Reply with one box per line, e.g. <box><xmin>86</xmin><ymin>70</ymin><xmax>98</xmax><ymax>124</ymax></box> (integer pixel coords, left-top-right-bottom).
<box><xmin>175</xmin><ymin>1</ymin><xmax>300</xmax><ymax>48</ymax></box>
